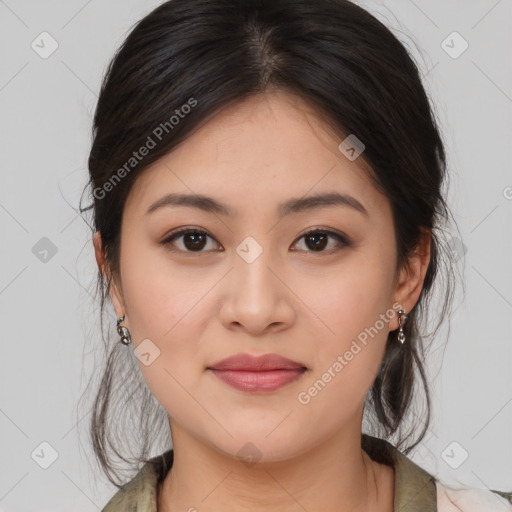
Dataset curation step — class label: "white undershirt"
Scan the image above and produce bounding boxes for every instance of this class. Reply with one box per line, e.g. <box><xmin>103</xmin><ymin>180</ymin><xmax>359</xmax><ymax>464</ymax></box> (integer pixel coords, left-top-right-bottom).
<box><xmin>436</xmin><ymin>481</ymin><xmax>512</xmax><ymax>511</ymax></box>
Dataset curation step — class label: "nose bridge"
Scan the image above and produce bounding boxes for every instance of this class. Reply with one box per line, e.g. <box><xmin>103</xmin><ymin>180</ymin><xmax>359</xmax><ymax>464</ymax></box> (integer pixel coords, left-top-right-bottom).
<box><xmin>233</xmin><ymin>234</ymin><xmax>278</xmax><ymax>293</ymax></box>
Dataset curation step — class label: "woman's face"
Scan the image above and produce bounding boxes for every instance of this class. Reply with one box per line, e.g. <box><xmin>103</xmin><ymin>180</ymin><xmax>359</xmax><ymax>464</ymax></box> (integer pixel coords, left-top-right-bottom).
<box><xmin>96</xmin><ymin>90</ymin><xmax>427</xmax><ymax>462</ymax></box>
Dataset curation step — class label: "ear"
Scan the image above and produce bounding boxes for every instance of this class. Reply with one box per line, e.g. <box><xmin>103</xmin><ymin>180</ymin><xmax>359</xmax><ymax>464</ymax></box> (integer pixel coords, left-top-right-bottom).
<box><xmin>93</xmin><ymin>231</ymin><xmax>126</xmax><ymax>319</ymax></box>
<box><xmin>390</xmin><ymin>228</ymin><xmax>431</xmax><ymax>330</ymax></box>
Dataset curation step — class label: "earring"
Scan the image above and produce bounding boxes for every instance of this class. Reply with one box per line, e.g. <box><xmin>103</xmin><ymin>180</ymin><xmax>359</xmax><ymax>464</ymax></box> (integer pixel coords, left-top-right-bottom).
<box><xmin>397</xmin><ymin>310</ymin><xmax>408</xmax><ymax>344</ymax></box>
<box><xmin>116</xmin><ymin>315</ymin><xmax>132</xmax><ymax>345</ymax></box>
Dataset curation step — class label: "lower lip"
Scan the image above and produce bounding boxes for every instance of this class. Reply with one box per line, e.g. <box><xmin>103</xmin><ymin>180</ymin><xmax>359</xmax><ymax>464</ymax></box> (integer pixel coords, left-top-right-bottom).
<box><xmin>208</xmin><ymin>368</ymin><xmax>306</xmax><ymax>392</ymax></box>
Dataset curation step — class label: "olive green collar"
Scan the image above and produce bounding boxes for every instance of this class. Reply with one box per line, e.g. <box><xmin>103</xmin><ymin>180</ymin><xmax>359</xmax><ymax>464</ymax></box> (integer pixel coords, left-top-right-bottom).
<box><xmin>102</xmin><ymin>434</ymin><xmax>438</xmax><ymax>511</ymax></box>
<box><xmin>361</xmin><ymin>433</ymin><xmax>437</xmax><ymax>511</ymax></box>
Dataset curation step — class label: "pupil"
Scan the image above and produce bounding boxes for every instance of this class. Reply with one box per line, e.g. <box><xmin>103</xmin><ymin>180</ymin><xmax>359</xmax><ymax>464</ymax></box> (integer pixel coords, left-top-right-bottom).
<box><xmin>307</xmin><ymin>233</ymin><xmax>327</xmax><ymax>251</ymax></box>
<box><xmin>185</xmin><ymin>232</ymin><xmax>206</xmax><ymax>251</ymax></box>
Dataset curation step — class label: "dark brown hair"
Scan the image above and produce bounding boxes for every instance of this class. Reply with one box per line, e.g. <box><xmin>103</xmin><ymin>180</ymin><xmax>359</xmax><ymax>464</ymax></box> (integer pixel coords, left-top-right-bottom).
<box><xmin>78</xmin><ymin>0</ymin><xmax>460</xmax><ymax>487</ymax></box>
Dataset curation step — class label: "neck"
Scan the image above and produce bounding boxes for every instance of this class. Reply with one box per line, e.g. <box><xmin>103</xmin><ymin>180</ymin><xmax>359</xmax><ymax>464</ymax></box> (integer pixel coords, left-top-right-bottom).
<box><xmin>157</xmin><ymin>426</ymin><xmax>394</xmax><ymax>512</ymax></box>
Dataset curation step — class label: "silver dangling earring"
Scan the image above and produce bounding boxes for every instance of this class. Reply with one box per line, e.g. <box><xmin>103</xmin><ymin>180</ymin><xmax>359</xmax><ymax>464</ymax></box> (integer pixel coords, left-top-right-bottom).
<box><xmin>116</xmin><ymin>315</ymin><xmax>132</xmax><ymax>345</ymax></box>
<box><xmin>397</xmin><ymin>309</ymin><xmax>408</xmax><ymax>344</ymax></box>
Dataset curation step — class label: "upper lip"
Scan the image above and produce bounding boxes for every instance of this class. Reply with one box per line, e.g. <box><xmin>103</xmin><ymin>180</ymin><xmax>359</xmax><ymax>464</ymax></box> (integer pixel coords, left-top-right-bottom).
<box><xmin>208</xmin><ymin>353</ymin><xmax>306</xmax><ymax>371</ymax></box>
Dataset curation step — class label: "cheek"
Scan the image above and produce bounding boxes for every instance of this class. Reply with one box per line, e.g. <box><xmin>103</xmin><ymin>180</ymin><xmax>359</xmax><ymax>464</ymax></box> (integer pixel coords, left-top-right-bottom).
<box><xmin>302</xmin><ymin>255</ymin><xmax>394</xmax><ymax>344</ymax></box>
<box><xmin>297</xmin><ymin>257</ymin><xmax>394</xmax><ymax>399</ymax></box>
<box><xmin>120</xmin><ymin>238</ymin><xmax>212</xmax><ymax>340</ymax></box>
<box><xmin>118</xmin><ymin>244</ymin><xmax>214</xmax><ymax>400</ymax></box>
<box><xmin>126</xmin><ymin>283</ymin><xmax>209</xmax><ymax>420</ymax></box>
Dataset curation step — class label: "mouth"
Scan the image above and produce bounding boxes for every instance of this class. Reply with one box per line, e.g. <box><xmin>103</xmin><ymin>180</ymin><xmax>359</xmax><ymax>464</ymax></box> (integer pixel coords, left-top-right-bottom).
<box><xmin>207</xmin><ymin>352</ymin><xmax>308</xmax><ymax>392</ymax></box>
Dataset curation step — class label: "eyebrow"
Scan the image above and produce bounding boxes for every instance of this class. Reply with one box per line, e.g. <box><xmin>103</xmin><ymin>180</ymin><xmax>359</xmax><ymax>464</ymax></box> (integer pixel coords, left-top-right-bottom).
<box><xmin>145</xmin><ymin>191</ymin><xmax>369</xmax><ymax>218</ymax></box>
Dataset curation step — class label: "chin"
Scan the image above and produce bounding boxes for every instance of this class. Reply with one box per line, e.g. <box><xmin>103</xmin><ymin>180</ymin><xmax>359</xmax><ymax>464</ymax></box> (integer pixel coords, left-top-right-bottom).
<box><xmin>209</xmin><ymin>430</ymin><xmax>306</xmax><ymax>465</ymax></box>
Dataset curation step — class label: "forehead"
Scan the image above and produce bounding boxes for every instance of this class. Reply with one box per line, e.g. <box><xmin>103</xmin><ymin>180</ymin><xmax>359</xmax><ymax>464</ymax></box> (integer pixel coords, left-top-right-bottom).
<box><xmin>124</xmin><ymin>91</ymin><xmax>388</xmax><ymax>219</ymax></box>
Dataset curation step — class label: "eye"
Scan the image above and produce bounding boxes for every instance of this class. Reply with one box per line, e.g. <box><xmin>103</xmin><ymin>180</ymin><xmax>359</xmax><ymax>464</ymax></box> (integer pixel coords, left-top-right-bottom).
<box><xmin>160</xmin><ymin>227</ymin><xmax>221</xmax><ymax>253</ymax></box>
<box><xmin>160</xmin><ymin>226</ymin><xmax>352</xmax><ymax>254</ymax></box>
<box><xmin>291</xmin><ymin>228</ymin><xmax>351</xmax><ymax>254</ymax></box>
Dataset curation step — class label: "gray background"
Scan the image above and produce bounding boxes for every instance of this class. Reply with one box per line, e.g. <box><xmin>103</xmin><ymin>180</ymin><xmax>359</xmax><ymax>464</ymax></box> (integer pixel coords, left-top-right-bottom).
<box><xmin>1</xmin><ymin>0</ymin><xmax>511</xmax><ymax>510</ymax></box>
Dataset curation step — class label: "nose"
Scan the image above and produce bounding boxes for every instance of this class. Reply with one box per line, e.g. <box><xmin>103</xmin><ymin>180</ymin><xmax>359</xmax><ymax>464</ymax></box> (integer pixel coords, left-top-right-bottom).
<box><xmin>218</xmin><ymin>243</ymin><xmax>296</xmax><ymax>336</ymax></box>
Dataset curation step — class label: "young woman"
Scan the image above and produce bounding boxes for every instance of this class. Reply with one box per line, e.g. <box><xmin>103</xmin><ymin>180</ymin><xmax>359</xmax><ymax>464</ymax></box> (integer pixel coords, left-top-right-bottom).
<box><xmin>80</xmin><ymin>0</ymin><xmax>512</xmax><ymax>510</ymax></box>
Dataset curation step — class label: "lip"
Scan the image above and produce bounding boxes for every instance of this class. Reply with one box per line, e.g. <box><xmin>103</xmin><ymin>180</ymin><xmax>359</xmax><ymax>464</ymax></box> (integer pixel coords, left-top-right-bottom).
<box><xmin>208</xmin><ymin>352</ymin><xmax>306</xmax><ymax>371</ymax></box>
<box><xmin>207</xmin><ymin>353</ymin><xmax>307</xmax><ymax>392</ymax></box>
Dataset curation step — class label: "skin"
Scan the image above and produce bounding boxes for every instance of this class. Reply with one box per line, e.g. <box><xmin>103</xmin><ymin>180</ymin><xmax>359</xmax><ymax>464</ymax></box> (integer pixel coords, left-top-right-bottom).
<box><xmin>94</xmin><ymin>90</ymin><xmax>431</xmax><ymax>512</ymax></box>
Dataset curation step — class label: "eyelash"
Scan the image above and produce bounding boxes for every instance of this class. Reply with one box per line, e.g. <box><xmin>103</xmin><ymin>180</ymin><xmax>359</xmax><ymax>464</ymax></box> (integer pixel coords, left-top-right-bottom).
<box><xmin>160</xmin><ymin>226</ymin><xmax>352</xmax><ymax>255</ymax></box>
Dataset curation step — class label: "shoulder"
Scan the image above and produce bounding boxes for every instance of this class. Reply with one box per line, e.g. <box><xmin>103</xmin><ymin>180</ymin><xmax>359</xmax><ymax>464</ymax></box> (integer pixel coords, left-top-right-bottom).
<box><xmin>361</xmin><ymin>435</ymin><xmax>512</xmax><ymax>512</ymax></box>
<box><xmin>436</xmin><ymin>480</ymin><xmax>512</xmax><ymax>512</ymax></box>
<box><xmin>101</xmin><ymin>450</ymin><xmax>174</xmax><ymax>512</ymax></box>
